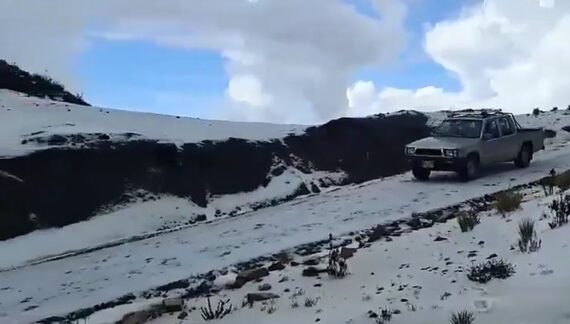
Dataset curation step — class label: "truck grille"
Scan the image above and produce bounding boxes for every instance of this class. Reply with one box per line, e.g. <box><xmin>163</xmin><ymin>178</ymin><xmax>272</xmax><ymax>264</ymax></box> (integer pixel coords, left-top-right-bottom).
<box><xmin>415</xmin><ymin>148</ymin><xmax>442</xmax><ymax>156</ymax></box>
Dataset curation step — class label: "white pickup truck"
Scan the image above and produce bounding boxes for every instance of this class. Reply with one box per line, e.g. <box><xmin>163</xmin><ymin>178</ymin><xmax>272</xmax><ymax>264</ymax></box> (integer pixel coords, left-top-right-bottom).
<box><xmin>405</xmin><ymin>110</ymin><xmax>545</xmax><ymax>181</ymax></box>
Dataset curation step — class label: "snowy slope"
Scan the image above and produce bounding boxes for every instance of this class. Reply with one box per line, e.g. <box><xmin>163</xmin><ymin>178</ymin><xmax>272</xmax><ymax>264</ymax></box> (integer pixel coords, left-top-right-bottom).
<box><xmin>0</xmin><ymin>168</ymin><xmax>343</xmax><ymax>270</ymax></box>
<box><xmin>1</xmin><ymin>102</ymin><xmax>568</xmax><ymax>272</ymax></box>
<box><xmin>0</xmin><ymin>90</ymin><xmax>306</xmax><ymax>157</ymax></box>
<box><xmin>150</xmin><ymin>188</ymin><xmax>570</xmax><ymax>324</ymax></box>
<box><xmin>3</xmin><ymin>143</ymin><xmax>570</xmax><ymax>323</ymax></box>
<box><xmin>2</xmin><ymin>89</ymin><xmax>570</xmax><ymax>322</ymax></box>
<box><xmin>4</xmin><ymin>88</ymin><xmax>565</xmax><ymax>159</ymax></box>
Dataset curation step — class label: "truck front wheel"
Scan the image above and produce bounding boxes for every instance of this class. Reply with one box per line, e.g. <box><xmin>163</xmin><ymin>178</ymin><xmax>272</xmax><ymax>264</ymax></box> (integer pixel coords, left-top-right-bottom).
<box><xmin>459</xmin><ymin>155</ymin><xmax>479</xmax><ymax>181</ymax></box>
<box><xmin>514</xmin><ymin>144</ymin><xmax>532</xmax><ymax>168</ymax></box>
<box><xmin>412</xmin><ymin>166</ymin><xmax>431</xmax><ymax>181</ymax></box>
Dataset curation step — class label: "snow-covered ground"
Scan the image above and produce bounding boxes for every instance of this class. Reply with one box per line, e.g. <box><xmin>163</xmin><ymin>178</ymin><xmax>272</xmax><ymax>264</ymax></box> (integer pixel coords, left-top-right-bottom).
<box><xmin>2</xmin><ymin>90</ymin><xmax>570</xmax><ymax>323</ymax></box>
<box><xmin>150</xmin><ymin>187</ymin><xmax>570</xmax><ymax>324</ymax></box>
<box><xmin>0</xmin><ymin>168</ymin><xmax>343</xmax><ymax>271</ymax></box>
<box><xmin>0</xmin><ymin>90</ymin><xmax>306</xmax><ymax>157</ymax></box>
<box><xmin>3</xmin><ymin>143</ymin><xmax>570</xmax><ymax>323</ymax></box>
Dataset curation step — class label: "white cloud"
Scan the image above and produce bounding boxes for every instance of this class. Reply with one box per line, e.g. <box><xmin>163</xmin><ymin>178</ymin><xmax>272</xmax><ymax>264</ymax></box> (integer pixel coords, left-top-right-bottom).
<box><xmin>0</xmin><ymin>1</ymin><xmax>91</xmax><ymax>91</ymax></box>
<box><xmin>227</xmin><ymin>74</ymin><xmax>271</xmax><ymax>107</ymax></box>
<box><xmin>348</xmin><ymin>0</ymin><xmax>570</xmax><ymax>116</ymax></box>
<box><xmin>346</xmin><ymin>81</ymin><xmax>377</xmax><ymax>116</ymax></box>
<box><xmin>0</xmin><ymin>0</ymin><xmax>409</xmax><ymax>123</ymax></box>
<box><xmin>540</xmin><ymin>0</ymin><xmax>556</xmax><ymax>8</ymax></box>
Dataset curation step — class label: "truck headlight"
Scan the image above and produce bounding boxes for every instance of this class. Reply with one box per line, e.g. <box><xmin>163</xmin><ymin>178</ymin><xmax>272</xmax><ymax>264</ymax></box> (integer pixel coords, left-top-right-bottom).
<box><xmin>443</xmin><ymin>149</ymin><xmax>459</xmax><ymax>157</ymax></box>
<box><xmin>405</xmin><ymin>147</ymin><xmax>416</xmax><ymax>155</ymax></box>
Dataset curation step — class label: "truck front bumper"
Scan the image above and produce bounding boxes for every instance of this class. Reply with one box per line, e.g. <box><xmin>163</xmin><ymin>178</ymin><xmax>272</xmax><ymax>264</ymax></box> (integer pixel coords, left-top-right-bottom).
<box><xmin>408</xmin><ymin>156</ymin><xmax>467</xmax><ymax>172</ymax></box>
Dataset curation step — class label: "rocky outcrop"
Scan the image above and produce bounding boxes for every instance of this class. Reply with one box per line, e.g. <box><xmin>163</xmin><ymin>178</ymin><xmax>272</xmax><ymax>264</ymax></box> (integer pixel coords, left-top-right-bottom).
<box><xmin>230</xmin><ymin>267</ymin><xmax>270</xmax><ymax>288</ymax></box>
<box><xmin>258</xmin><ymin>283</ymin><xmax>272</xmax><ymax>291</ymax></box>
<box><xmin>268</xmin><ymin>261</ymin><xmax>286</xmax><ymax>272</ymax></box>
<box><xmin>246</xmin><ymin>292</ymin><xmax>280</xmax><ymax>304</ymax></box>
<box><xmin>118</xmin><ymin>310</ymin><xmax>152</xmax><ymax>324</ymax></box>
<box><xmin>0</xmin><ymin>113</ymin><xmax>430</xmax><ymax>240</ymax></box>
<box><xmin>302</xmin><ymin>266</ymin><xmax>328</xmax><ymax>277</ymax></box>
<box><xmin>339</xmin><ymin>247</ymin><xmax>357</xmax><ymax>259</ymax></box>
<box><xmin>162</xmin><ymin>297</ymin><xmax>184</xmax><ymax>312</ymax></box>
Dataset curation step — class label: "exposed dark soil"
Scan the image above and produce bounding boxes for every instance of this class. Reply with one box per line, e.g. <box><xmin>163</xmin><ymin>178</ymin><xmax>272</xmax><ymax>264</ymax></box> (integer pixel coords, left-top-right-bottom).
<box><xmin>0</xmin><ymin>113</ymin><xmax>429</xmax><ymax>240</ymax></box>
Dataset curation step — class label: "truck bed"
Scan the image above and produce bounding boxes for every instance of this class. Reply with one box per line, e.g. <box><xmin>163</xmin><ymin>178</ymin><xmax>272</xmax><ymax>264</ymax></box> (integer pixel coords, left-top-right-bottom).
<box><xmin>517</xmin><ymin>127</ymin><xmax>545</xmax><ymax>152</ymax></box>
<box><xmin>518</xmin><ymin>127</ymin><xmax>543</xmax><ymax>132</ymax></box>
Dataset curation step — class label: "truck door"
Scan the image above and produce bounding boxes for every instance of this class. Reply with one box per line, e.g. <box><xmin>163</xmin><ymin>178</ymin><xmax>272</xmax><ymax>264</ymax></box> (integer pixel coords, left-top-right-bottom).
<box><xmin>497</xmin><ymin>117</ymin><xmax>519</xmax><ymax>161</ymax></box>
<box><xmin>480</xmin><ymin>119</ymin><xmax>502</xmax><ymax>164</ymax></box>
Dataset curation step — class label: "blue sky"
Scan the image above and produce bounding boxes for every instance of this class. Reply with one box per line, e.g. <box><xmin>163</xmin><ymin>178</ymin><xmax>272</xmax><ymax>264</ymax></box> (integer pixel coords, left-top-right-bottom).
<box><xmin>79</xmin><ymin>41</ymin><xmax>227</xmax><ymax>118</ymax></box>
<box><xmin>349</xmin><ymin>0</ymin><xmax>476</xmax><ymax>92</ymax></box>
<box><xmin>78</xmin><ymin>0</ymin><xmax>475</xmax><ymax>118</ymax></box>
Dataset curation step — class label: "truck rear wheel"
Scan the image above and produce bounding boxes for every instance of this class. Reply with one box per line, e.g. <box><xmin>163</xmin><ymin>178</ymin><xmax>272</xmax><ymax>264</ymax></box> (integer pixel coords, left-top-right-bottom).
<box><xmin>412</xmin><ymin>166</ymin><xmax>431</xmax><ymax>181</ymax></box>
<box><xmin>514</xmin><ymin>144</ymin><xmax>532</xmax><ymax>168</ymax></box>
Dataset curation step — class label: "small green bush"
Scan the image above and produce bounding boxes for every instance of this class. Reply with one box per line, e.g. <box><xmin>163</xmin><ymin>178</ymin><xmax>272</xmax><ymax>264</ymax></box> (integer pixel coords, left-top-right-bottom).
<box><xmin>201</xmin><ymin>298</ymin><xmax>232</xmax><ymax>321</ymax></box>
<box><xmin>457</xmin><ymin>212</ymin><xmax>480</xmax><ymax>232</ymax></box>
<box><xmin>554</xmin><ymin>171</ymin><xmax>570</xmax><ymax>191</ymax></box>
<box><xmin>542</xmin><ymin>170</ymin><xmax>570</xmax><ymax>194</ymax></box>
<box><xmin>548</xmin><ymin>193</ymin><xmax>570</xmax><ymax>229</ymax></box>
<box><xmin>304</xmin><ymin>297</ymin><xmax>319</xmax><ymax>308</ymax></box>
<box><xmin>450</xmin><ymin>310</ymin><xmax>475</xmax><ymax>324</ymax></box>
<box><xmin>467</xmin><ymin>259</ymin><xmax>515</xmax><ymax>283</ymax></box>
<box><xmin>540</xmin><ymin>176</ymin><xmax>556</xmax><ymax>196</ymax></box>
<box><xmin>517</xmin><ymin>218</ymin><xmax>541</xmax><ymax>253</ymax></box>
<box><xmin>495</xmin><ymin>191</ymin><xmax>523</xmax><ymax>215</ymax></box>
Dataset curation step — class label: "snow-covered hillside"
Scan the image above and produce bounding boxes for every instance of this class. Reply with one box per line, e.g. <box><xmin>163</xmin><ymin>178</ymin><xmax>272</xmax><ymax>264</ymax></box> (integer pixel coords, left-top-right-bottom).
<box><xmin>0</xmin><ymin>90</ymin><xmax>306</xmax><ymax>158</ymax></box>
<box><xmin>149</xmin><ymin>186</ymin><xmax>570</xmax><ymax>324</ymax></box>
<box><xmin>3</xmin><ymin>134</ymin><xmax>570</xmax><ymax>323</ymax></box>
<box><xmin>0</xmin><ymin>89</ymin><xmax>429</xmax><ymax>242</ymax></box>
<box><xmin>3</xmin><ymin>88</ymin><xmax>570</xmax><ymax>323</ymax></box>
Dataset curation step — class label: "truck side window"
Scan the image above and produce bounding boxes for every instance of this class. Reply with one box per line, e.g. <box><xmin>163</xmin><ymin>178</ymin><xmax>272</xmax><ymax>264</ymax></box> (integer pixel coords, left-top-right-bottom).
<box><xmin>498</xmin><ymin>117</ymin><xmax>514</xmax><ymax>136</ymax></box>
<box><xmin>484</xmin><ymin>120</ymin><xmax>500</xmax><ymax>139</ymax></box>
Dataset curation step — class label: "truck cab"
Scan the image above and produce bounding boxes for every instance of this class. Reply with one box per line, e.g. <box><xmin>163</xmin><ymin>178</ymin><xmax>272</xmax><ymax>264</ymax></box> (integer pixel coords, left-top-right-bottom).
<box><xmin>405</xmin><ymin>110</ymin><xmax>545</xmax><ymax>181</ymax></box>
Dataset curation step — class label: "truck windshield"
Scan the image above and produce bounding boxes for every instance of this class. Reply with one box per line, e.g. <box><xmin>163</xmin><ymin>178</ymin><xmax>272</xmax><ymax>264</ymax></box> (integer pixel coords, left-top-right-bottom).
<box><xmin>433</xmin><ymin>119</ymin><xmax>482</xmax><ymax>139</ymax></box>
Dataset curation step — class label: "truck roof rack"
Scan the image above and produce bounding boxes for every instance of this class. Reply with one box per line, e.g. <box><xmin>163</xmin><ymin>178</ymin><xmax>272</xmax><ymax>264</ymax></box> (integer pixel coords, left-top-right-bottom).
<box><xmin>446</xmin><ymin>108</ymin><xmax>506</xmax><ymax>119</ymax></box>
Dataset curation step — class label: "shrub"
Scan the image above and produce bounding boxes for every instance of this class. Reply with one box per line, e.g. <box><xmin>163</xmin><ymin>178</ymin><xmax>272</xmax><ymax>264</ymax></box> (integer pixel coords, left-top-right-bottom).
<box><xmin>539</xmin><ymin>169</ymin><xmax>570</xmax><ymax>195</ymax></box>
<box><xmin>292</xmin><ymin>288</ymin><xmax>305</xmax><ymax>297</ymax></box>
<box><xmin>457</xmin><ymin>212</ymin><xmax>480</xmax><ymax>232</ymax></box>
<box><xmin>494</xmin><ymin>191</ymin><xmax>523</xmax><ymax>215</ymax></box>
<box><xmin>31</xmin><ymin>73</ymin><xmax>65</xmax><ymax>92</ymax></box>
<box><xmin>450</xmin><ymin>310</ymin><xmax>475</xmax><ymax>324</ymax></box>
<box><xmin>517</xmin><ymin>218</ymin><xmax>541</xmax><ymax>253</ymax></box>
<box><xmin>532</xmin><ymin>108</ymin><xmax>540</xmax><ymax>116</ymax></box>
<box><xmin>540</xmin><ymin>176</ymin><xmax>556</xmax><ymax>196</ymax></box>
<box><xmin>380</xmin><ymin>308</ymin><xmax>393</xmax><ymax>321</ymax></box>
<box><xmin>467</xmin><ymin>259</ymin><xmax>515</xmax><ymax>283</ymax></box>
<box><xmin>362</xmin><ymin>294</ymin><xmax>372</xmax><ymax>302</ymax></box>
<box><xmin>552</xmin><ymin>106</ymin><xmax>559</xmax><ymax>112</ymax></box>
<box><xmin>548</xmin><ymin>194</ymin><xmax>570</xmax><ymax>229</ymax></box>
<box><xmin>327</xmin><ymin>247</ymin><xmax>348</xmax><ymax>278</ymax></box>
<box><xmin>554</xmin><ymin>170</ymin><xmax>570</xmax><ymax>191</ymax></box>
<box><xmin>327</xmin><ymin>234</ymin><xmax>348</xmax><ymax>278</ymax></box>
<box><xmin>374</xmin><ymin>308</ymin><xmax>393</xmax><ymax>324</ymax></box>
<box><xmin>201</xmin><ymin>298</ymin><xmax>232</xmax><ymax>321</ymax></box>
<box><xmin>261</xmin><ymin>299</ymin><xmax>277</xmax><ymax>314</ymax></box>
<box><xmin>290</xmin><ymin>299</ymin><xmax>299</xmax><ymax>309</ymax></box>
<box><xmin>304</xmin><ymin>297</ymin><xmax>319</xmax><ymax>308</ymax></box>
